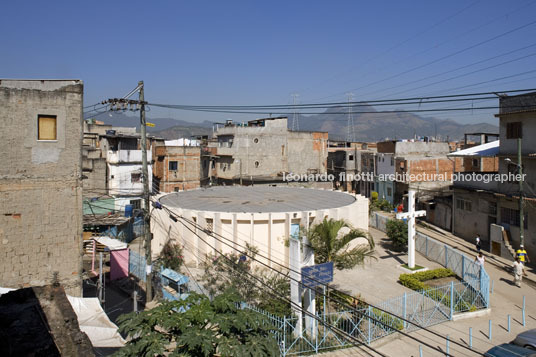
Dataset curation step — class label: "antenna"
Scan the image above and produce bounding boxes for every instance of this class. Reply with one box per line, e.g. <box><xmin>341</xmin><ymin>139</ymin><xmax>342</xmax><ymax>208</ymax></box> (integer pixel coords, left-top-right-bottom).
<box><xmin>291</xmin><ymin>93</ymin><xmax>300</xmax><ymax>131</ymax></box>
<box><xmin>346</xmin><ymin>92</ymin><xmax>355</xmax><ymax>142</ymax></box>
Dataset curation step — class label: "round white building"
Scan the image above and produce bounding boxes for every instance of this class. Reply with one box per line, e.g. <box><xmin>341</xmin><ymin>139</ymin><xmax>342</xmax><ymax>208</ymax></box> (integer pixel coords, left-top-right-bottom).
<box><xmin>151</xmin><ymin>186</ymin><xmax>369</xmax><ymax>268</ymax></box>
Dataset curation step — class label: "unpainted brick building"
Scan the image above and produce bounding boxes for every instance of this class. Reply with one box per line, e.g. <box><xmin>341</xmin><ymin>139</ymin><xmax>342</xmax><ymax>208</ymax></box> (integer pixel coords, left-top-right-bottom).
<box><xmin>0</xmin><ymin>79</ymin><xmax>83</xmax><ymax>295</ymax></box>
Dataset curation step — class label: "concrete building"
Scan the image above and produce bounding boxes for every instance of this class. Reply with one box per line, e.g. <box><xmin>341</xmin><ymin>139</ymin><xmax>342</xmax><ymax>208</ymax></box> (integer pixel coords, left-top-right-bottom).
<box><xmin>153</xmin><ymin>141</ymin><xmax>202</xmax><ymax>192</ymax></box>
<box><xmin>451</xmin><ymin>92</ymin><xmax>536</xmax><ymax>260</ymax></box>
<box><xmin>0</xmin><ymin>79</ymin><xmax>83</xmax><ymax>295</ymax></box>
<box><xmin>375</xmin><ymin>140</ymin><xmax>453</xmax><ymax>205</ymax></box>
<box><xmin>82</xmin><ymin>120</ymin><xmax>155</xmax><ymax>211</ymax></box>
<box><xmin>327</xmin><ymin>141</ymin><xmax>376</xmax><ymax>192</ymax></box>
<box><xmin>208</xmin><ymin>117</ymin><xmax>328</xmax><ymax>185</ymax></box>
<box><xmin>151</xmin><ymin>186</ymin><xmax>369</xmax><ymax>268</ymax></box>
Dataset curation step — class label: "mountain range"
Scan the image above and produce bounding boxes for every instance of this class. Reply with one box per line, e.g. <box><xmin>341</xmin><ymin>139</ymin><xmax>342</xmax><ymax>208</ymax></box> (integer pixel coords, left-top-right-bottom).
<box><xmin>89</xmin><ymin>104</ymin><xmax>498</xmax><ymax>142</ymax></box>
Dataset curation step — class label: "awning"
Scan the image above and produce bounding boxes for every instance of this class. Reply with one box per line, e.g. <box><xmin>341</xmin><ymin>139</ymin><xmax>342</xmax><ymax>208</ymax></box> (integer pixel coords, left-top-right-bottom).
<box><xmin>67</xmin><ymin>295</ymin><xmax>126</xmax><ymax>348</ymax></box>
<box><xmin>447</xmin><ymin>140</ymin><xmax>499</xmax><ymax>157</ymax></box>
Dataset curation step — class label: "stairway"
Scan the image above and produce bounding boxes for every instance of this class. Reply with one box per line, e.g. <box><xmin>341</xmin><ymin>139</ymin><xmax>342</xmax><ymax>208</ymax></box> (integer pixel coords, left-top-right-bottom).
<box><xmin>502</xmin><ymin>229</ymin><xmax>516</xmax><ymax>260</ymax></box>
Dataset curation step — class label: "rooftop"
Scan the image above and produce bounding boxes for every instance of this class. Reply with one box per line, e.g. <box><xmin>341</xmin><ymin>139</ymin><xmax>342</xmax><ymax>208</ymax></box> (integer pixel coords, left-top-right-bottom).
<box><xmin>159</xmin><ymin>186</ymin><xmax>357</xmax><ymax>213</ymax></box>
<box><xmin>447</xmin><ymin>140</ymin><xmax>500</xmax><ymax>157</ymax></box>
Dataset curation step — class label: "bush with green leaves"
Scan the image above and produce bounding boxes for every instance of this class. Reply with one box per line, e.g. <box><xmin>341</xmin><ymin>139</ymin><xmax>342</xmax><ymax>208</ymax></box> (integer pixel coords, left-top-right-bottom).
<box><xmin>158</xmin><ymin>240</ymin><xmax>184</xmax><ymax>271</ymax></box>
<box><xmin>398</xmin><ymin>268</ymin><xmax>456</xmax><ymax>291</ymax></box>
<box><xmin>114</xmin><ymin>289</ymin><xmax>279</xmax><ymax>357</ymax></box>
<box><xmin>386</xmin><ymin>219</ymin><xmax>408</xmax><ymax>251</ymax></box>
<box><xmin>201</xmin><ymin>244</ymin><xmax>291</xmax><ymax>317</ymax></box>
<box><xmin>398</xmin><ymin>268</ymin><xmax>476</xmax><ymax>312</ymax></box>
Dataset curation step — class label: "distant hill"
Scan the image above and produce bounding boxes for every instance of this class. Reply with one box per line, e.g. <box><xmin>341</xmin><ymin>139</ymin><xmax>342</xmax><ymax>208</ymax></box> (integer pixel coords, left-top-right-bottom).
<box><xmin>294</xmin><ymin>105</ymin><xmax>498</xmax><ymax>141</ymax></box>
<box><xmin>87</xmin><ymin>106</ymin><xmax>498</xmax><ymax>141</ymax></box>
<box><xmin>86</xmin><ymin>112</ymin><xmax>212</xmax><ymax>139</ymax></box>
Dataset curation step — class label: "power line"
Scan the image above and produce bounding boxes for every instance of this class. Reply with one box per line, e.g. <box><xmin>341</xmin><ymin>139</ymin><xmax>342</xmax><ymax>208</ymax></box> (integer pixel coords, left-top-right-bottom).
<box><xmin>156</xmin><ymin>202</ymin><xmax>484</xmax><ymax>356</ymax></box>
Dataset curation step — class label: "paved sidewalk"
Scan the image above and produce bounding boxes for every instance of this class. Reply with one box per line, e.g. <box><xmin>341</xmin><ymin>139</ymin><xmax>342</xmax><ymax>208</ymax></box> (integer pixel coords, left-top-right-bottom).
<box><xmin>416</xmin><ymin>221</ymin><xmax>536</xmax><ymax>290</ymax></box>
<box><xmin>318</xmin><ymin>221</ymin><xmax>536</xmax><ymax>356</ymax></box>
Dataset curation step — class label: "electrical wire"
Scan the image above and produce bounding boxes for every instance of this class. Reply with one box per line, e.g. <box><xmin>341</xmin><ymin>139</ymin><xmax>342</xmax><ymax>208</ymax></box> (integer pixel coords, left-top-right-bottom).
<box><xmin>156</xmin><ymin>202</ymin><xmax>484</xmax><ymax>356</ymax></box>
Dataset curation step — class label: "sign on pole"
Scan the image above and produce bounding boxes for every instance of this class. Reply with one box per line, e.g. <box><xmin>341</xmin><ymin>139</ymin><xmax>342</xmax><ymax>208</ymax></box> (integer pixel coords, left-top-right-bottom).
<box><xmin>301</xmin><ymin>261</ymin><xmax>334</xmax><ymax>288</ymax></box>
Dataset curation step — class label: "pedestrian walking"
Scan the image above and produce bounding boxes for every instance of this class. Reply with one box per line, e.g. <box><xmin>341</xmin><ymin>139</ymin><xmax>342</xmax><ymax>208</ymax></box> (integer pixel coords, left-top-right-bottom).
<box><xmin>475</xmin><ymin>234</ymin><xmax>481</xmax><ymax>252</ymax></box>
<box><xmin>474</xmin><ymin>252</ymin><xmax>485</xmax><ymax>267</ymax></box>
<box><xmin>516</xmin><ymin>245</ymin><xmax>530</xmax><ymax>266</ymax></box>
<box><xmin>512</xmin><ymin>257</ymin><xmax>526</xmax><ymax>288</ymax></box>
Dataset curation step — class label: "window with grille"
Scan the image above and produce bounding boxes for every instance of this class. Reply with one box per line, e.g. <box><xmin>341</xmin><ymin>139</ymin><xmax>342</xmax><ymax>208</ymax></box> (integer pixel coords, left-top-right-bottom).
<box><xmin>169</xmin><ymin>161</ymin><xmax>178</xmax><ymax>171</ymax></box>
<box><xmin>506</xmin><ymin>122</ymin><xmax>522</xmax><ymax>139</ymax></box>
<box><xmin>501</xmin><ymin>207</ymin><xmax>528</xmax><ymax>228</ymax></box>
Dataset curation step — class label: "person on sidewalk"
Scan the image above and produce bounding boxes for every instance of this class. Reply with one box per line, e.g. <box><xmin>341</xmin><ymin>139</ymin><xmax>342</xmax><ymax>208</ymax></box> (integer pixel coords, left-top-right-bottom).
<box><xmin>474</xmin><ymin>252</ymin><xmax>485</xmax><ymax>267</ymax></box>
<box><xmin>512</xmin><ymin>257</ymin><xmax>527</xmax><ymax>288</ymax></box>
<box><xmin>475</xmin><ymin>234</ymin><xmax>481</xmax><ymax>253</ymax></box>
<box><xmin>516</xmin><ymin>245</ymin><xmax>530</xmax><ymax>266</ymax></box>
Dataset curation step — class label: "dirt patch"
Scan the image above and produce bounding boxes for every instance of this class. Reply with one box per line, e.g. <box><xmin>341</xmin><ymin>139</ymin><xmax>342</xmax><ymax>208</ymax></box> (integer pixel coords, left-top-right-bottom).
<box><xmin>425</xmin><ymin>276</ymin><xmax>461</xmax><ymax>288</ymax></box>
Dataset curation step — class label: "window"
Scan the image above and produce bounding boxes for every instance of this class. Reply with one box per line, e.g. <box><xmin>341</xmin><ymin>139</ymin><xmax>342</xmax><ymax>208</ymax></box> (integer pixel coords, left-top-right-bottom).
<box><xmin>131</xmin><ymin>172</ymin><xmax>141</xmax><ymax>183</ymax></box>
<box><xmin>456</xmin><ymin>198</ymin><xmax>472</xmax><ymax>211</ymax></box>
<box><xmin>506</xmin><ymin>122</ymin><xmax>522</xmax><ymax>139</ymax></box>
<box><xmin>387</xmin><ymin>187</ymin><xmax>392</xmax><ymax>196</ymax></box>
<box><xmin>169</xmin><ymin>161</ymin><xmax>178</xmax><ymax>171</ymax></box>
<box><xmin>255</xmin><ymin>161</ymin><xmax>259</xmax><ymax>168</ymax></box>
<box><xmin>254</xmin><ymin>138</ymin><xmax>259</xmax><ymax>144</ymax></box>
<box><xmin>38</xmin><ymin>115</ymin><xmax>57</xmax><ymax>140</ymax></box>
<box><xmin>472</xmin><ymin>159</ymin><xmax>479</xmax><ymax>168</ymax></box>
<box><xmin>348</xmin><ymin>155</ymin><xmax>354</xmax><ymax>161</ymax></box>
<box><xmin>130</xmin><ymin>199</ymin><xmax>141</xmax><ymax>209</ymax></box>
<box><xmin>390</xmin><ymin>157</ymin><xmax>394</xmax><ymax>166</ymax></box>
<box><xmin>501</xmin><ymin>207</ymin><xmax>528</xmax><ymax>228</ymax></box>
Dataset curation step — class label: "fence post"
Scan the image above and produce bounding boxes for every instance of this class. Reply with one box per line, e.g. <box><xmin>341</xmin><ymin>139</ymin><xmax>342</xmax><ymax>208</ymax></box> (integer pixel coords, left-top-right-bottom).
<box><xmin>283</xmin><ymin>316</ymin><xmax>286</xmax><ymax>355</ymax></box>
<box><xmin>367</xmin><ymin>306</ymin><xmax>372</xmax><ymax>345</ymax></box>
<box><xmin>461</xmin><ymin>255</ymin><xmax>465</xmax><ymax>280</ymax></box>
<box><xmin>469</xmin><ymin>327</ymin><xmax>472</xmax><ymax>348</ymax></box>
<box><xmin>523</xmin><ymin>296</ymin><xmax>526</xmax><ymax>327</ymax></box>
<box><xmin>450</xmin><ymin>281</ymin><xmax>454</xmax><ymax>319</ymax></box>
<box><xmin>446</xmin><ymin>335</ymin><xmax>450</xmax><ymax>356</ymax></box>
<box><xmin>403</xmin><ymin>292</ymin><xmax>407</xmax><ymax>329</ymax></box>
<box><xmin>488</xmin><ymin>319</ymin><xmax>492</xmax><ymax>340</ymax></box>
<box><xmin>508</xmin><ymin>314</ymin><xmax>511</xmax><ymax>332</ymax></box>
<box><xmin>444</xmin><ymin>244</ymin><xmax>448</xmax><ymax>268</ymax></box>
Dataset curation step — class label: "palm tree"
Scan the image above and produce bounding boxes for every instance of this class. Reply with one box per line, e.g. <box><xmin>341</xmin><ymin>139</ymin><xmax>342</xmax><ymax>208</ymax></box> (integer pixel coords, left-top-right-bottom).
<box><xmin>307</xmin><ymin>218</ymin><xmax>376</xmax><ymax>270</ymax></box>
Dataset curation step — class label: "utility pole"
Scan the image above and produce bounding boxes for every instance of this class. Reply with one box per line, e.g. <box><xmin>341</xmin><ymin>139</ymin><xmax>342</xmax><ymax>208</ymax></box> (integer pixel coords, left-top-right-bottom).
<box><xmin>346</xmin><ymin>92</ymin><xmax>355</xmax><ymax>143</ymax></box>
<box><xmin>518</xmin><ymin>138</ymin><xmax>524</xmax><ymax>247</ymax></box>
<box><xmin>291</xmin><ymin>93</ymin><xmax>300</xmax><ymax>131</ymax></box>
<box><xmin>139</xmin><ymin>81</ymin><xmax>153</xmax><ymax>302</ymax></box>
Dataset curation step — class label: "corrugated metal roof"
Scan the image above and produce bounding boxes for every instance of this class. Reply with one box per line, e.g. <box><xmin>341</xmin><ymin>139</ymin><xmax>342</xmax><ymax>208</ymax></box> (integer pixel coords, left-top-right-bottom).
<box><xmin>447</xmin><ymin>140</ymin><xmax>499</xmax><ymax>157</ymax></box>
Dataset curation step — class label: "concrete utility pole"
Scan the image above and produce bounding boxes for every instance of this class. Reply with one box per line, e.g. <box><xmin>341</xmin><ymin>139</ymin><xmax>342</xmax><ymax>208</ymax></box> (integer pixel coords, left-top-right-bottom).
<box><xmin>518</xmin><ymin>138</ymin><xmax>524</xmax><ymax>247</ymax></box>
<box><xmin>139</xmin><ymin>81</ymin><xmax>153</xmax><ymax>302</ymax></box>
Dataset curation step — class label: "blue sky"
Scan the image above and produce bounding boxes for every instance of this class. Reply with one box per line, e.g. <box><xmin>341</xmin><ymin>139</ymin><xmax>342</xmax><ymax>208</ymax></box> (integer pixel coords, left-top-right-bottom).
<box><xmin>2</xmin><ymin>0</ymin><xmax>536</xmax><ymax>125</ymax></box>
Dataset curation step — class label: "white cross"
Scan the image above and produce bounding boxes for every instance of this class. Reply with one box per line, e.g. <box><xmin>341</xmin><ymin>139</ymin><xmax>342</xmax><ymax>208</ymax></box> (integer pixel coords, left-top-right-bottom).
<box><xmin>396</xmin><ymin>190</ymin><xmax>426</xmax><ymax>269</ymax></box>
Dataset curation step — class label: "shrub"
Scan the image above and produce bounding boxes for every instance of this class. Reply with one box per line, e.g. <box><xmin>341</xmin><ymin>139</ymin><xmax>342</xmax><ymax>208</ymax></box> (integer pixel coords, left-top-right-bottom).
<box><xmin>386</xmin><ymin>219</ymin><xmax>408</xmax><ymax>251</ymax></box>
<box><xmin>159</xmin><ymin>241</ymin><xmax>184</xmax><ymax>271</ymax></box>
<box><xmin>371</xmin><ymin>308</ymin><xmax>404</xmax><ymax>331</ymax></box>
<box><xmin>371</xmin><ymin>191</ymin><xmax>378</xmax><ymax>201</ymax></box>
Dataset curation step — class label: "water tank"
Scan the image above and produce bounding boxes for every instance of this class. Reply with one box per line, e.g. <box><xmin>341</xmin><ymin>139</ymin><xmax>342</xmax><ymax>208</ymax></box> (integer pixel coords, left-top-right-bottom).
<box><xmin>125</xmin><ymin>204</ymin><xmax>133</xmax><ymax>217</ymax></box>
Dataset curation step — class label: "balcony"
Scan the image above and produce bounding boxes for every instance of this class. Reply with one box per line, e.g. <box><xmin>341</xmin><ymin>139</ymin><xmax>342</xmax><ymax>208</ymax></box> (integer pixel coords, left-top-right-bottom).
<box><xmin>107</xmin><ymin>149</ymin><xmax>152</xmax><ymax>164</ymax></box>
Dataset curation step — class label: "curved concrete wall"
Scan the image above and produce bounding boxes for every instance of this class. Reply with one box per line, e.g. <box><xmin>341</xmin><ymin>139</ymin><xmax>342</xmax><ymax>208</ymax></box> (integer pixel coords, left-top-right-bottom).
<box><xmin>151</xmin><ymin>191</ymin><xmax>369</xmax><ymax>268</ymax></box>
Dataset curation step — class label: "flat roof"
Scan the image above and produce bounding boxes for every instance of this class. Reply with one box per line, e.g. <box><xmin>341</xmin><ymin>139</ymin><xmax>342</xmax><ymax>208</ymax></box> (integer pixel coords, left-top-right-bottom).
<box><xmin>159</xmin><ymin>186</ymin><xmax>356</xmax><ymax>213</ymax></box>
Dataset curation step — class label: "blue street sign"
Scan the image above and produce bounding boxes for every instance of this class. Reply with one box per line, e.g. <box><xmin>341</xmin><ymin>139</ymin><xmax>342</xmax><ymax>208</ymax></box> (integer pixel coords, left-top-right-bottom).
<box><xmin>301</xmin><ymin>262</ymin><xmax>334</xmax><ymax>288</ymax></box>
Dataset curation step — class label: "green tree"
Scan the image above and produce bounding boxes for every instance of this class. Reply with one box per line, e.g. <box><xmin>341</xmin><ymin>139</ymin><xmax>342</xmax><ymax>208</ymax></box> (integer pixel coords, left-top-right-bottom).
<box><xmin>386</xmin><ymin>219</ymin><xmax>408</xmax><ymax>251</ymax></box>
<box><xmin>158</xmin><ymin>240</ymin><xmax>184</xmax><ymax>271</ymax></box>
<box><xmin>114</xmin><ymin>290</ymin><xmax>279</xmax><ymax>357</ymax></box>
<box><xmin>307</xmin><ymin>218</ymin><xmax>376</xmax><ymax>270</ymax></box>
<box><xmin>201</xmin><ymin>244</ymin><xmax>291</xmax><ymax>317</ymax></box>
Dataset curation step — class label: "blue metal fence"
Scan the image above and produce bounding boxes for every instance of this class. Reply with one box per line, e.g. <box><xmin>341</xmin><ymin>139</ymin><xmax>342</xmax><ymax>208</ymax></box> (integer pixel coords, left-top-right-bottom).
<box><xmin>129</xmin><ymin>249</ymin><xmax>146</xmax><ymax>282</ymax></box>
<box><xmin>371</xmin><ymin>212</ymin><xmax>490</xmax><ymax>308</ymax></box>
<box><xmin>232</xmin><ymin>213</ymin><xmax>491</xmax><ymax>356</ymax></box>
